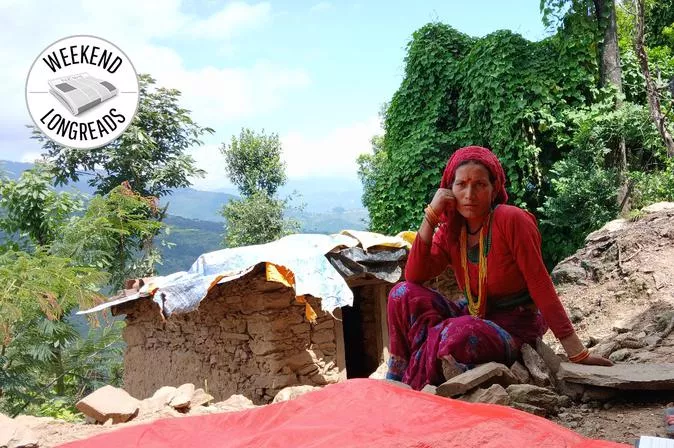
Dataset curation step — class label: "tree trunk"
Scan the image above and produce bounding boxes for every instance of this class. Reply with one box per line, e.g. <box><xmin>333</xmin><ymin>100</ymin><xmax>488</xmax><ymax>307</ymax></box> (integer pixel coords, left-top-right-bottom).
<box><xmin>594</xmin><ymin>0</ymin><xmax>624</xmax><ymax>93</ymax></box>
<box><xmin>594</xmin><ymin>0</ymin><xmax>629</xmax><ymax>210</ymax></box>
<box><xmin>635</xmin><ymin>0</ymin><xmax>674</xmax><ymax>158</ymax></box>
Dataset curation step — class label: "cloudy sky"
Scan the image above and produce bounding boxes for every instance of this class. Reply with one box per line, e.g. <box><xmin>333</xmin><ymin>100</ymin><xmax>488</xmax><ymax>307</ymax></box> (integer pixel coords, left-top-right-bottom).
<box><xmin>1</xmin><ymin>0</ymin><xmax>547</xmax><ymax>191</ymax></box>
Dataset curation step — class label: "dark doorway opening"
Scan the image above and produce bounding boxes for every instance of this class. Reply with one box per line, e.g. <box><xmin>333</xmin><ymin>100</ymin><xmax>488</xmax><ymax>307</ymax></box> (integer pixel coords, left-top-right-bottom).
<box><xmin>341</xmin><ymin>287</ymin><xmax>380</xmax><ymax>378</ymax></box>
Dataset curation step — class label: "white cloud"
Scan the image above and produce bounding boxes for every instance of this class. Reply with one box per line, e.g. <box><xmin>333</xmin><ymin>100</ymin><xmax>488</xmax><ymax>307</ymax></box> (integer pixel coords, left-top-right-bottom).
<box><xmin>20</xmin><ymin>151</ymin><xmax>43</xmax><ymax>163</ymax></box>
<box><xmin>189</xmin><ymin>2</ymin><xmax>271</xmax><ymax>39</ymax></box>
<box><xmin>128</xmin><ymin>46</ymin><xmax>310</xmax><ymax>125</ymax></box>
<box><xmin>281</xmin><ymin>116</ymin><xmax>382</xmax><ymax>179</ymax></box>
<box><xmin>188</xmin><ymin>143</ymin><xmax>233</xmax><ymax>191</ymax></box>
<box><xmin>310</xmin><ymin>2</ymin><xmax>333</xmax><ymax>12</ymax></box>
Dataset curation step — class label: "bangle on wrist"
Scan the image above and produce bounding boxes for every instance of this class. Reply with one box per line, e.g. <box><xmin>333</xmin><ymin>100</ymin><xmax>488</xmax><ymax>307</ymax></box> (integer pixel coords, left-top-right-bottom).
<box><xmin>423</xmin><ymin>214</ymin><xmax>438</xmax><ymax>229</ymax></box>
<box><xmin>425</xmin><ymin>205</ymin><xmax>440</xmax><ymax>224</ymax></box>
<box><xmin>568</xmin><ymin>347</ymin><xmax>590</xmax><ymax>363</ymax></box>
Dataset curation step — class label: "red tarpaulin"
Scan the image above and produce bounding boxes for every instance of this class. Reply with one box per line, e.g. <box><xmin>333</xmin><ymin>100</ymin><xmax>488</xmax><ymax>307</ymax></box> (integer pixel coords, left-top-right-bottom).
<box><xmin>58</xmin><ymin>379</ymin><xmax>628</xmax><ymax>448</ymax></box>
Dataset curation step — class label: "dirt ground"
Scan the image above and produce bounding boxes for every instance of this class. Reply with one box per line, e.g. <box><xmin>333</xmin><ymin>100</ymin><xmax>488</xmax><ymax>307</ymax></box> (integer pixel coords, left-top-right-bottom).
<box><xmin>544</xmin><ymin>204</ymin><xmax>674</xmax><ymax>445</ymax></box>
<box><xmin>552</xmin><ymin>393</ymin><xmax>674</xmax><ymax>444</ymax></box>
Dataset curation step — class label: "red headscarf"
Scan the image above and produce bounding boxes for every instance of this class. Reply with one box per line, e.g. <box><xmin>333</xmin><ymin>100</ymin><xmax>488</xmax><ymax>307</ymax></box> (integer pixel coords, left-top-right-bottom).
<box><xmin>438</xmin><ymin>145</ymin><xmax>508</xmax><ymax>223</ymax></box>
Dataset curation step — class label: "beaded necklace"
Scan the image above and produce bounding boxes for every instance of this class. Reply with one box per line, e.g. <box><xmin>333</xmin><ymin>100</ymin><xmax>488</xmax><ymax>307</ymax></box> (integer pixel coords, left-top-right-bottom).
<box><xmin>460</xmin><ymin>212</ymin><xmax>492</xmax><ymax>317</ymax></box>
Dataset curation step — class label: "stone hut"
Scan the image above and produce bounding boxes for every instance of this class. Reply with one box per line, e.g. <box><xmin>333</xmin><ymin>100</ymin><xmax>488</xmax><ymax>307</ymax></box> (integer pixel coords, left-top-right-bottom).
<box><xmin>83</xmin><ymin>232</ymin><xmax>417</xmax><ymax>404</ymax></box>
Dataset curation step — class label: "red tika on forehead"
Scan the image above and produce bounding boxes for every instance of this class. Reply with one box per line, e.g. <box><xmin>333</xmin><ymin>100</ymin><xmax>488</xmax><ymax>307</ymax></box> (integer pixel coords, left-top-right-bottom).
<box><xmin>439</xmin><ymin>145</ymin><xmax>508</xmax><ymax>205</ymax></box>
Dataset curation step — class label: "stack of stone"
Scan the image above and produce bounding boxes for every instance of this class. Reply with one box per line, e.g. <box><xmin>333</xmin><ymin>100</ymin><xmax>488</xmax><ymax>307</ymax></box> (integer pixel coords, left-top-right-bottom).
<box><xmin>393</xmin><ymin>339</ymin><xmax>674</xmax><ymax>418</ymax></box>
<box><xmin>75</xmin><ymin>383</ymin><xmax>219</xmax><ymax>425</ymax></box>
<box><xmin>73</xmin><ymin>383</ymin><xmax>324</xmax><ymax>428</ymax></box>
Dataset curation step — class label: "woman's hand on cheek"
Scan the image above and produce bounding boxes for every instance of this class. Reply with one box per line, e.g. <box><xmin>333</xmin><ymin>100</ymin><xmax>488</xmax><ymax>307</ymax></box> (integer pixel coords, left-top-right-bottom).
<box><xmin>430</xmin><ymin>188</ymin><xmax>456</xmax><ymax>217</ymax></box>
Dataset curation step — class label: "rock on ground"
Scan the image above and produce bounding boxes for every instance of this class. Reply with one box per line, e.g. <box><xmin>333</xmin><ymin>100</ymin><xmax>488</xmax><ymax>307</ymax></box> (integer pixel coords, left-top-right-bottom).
<box><xmin>521</xmin><ymin>344</ymin><xmax>553</xmax><ymax>387</ymax></box>
<box><xmin>75</xmin><ymin>385</ymin><xmax>140</xmax><ymax>424</ymax></box>
<box><xmin>169</xmin><ymin>383</ymin><xmax>195</xmax><ymax>409</ymax></box>
<box><xmin>0</xmin><ymin>413</ymin><xmax>39</xmax><ymax>448</ymax></box>
<box><xmin>558</xmin><ymin>362</ymin><xmax>674</xmax><ymax>390</ymax></box>
<box><xmin>460</xmin><ymin>384</ymin><xmax>510</xmax><ymax>405</ymax></box>
<box><xmin>436</xmin><ymin>362</ymin><xmax>517</xmax><ymax>398</ymax></box>
<box><xmin>272</xmin><ymin>385</ymin><xmax>321</xmax><ymax>404</ymax></box>
<box><xmin>506</xmin><ymin>384</ymin><xmax>561</xmax><ymax>414</ymax></box>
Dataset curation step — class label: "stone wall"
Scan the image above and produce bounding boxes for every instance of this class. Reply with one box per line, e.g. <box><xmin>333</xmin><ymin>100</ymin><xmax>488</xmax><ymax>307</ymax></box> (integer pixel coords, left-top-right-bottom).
<box><xmin>114</xmin><ymin>269</ymin><xmax>341</xmax><ymax>405</ymax></box>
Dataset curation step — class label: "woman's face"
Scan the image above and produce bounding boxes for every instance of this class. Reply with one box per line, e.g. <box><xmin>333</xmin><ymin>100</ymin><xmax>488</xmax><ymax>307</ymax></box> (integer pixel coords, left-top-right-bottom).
<box><xmin>451</xmin><ymin>162</ymin><xmax>496</xmax><ymax>222</ymax></box>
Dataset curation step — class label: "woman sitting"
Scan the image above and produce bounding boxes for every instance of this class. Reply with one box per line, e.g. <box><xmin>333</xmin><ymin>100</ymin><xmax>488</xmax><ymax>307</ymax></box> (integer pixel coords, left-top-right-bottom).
<box><xmin>386</xmin><ymin>145</ymin><xmax>612</xmax><ymax>390</ymax></box>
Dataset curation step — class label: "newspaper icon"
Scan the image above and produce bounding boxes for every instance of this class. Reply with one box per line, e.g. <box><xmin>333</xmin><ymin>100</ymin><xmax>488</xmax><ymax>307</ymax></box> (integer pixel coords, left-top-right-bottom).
<box><xmin>48</xmin><ymin>73</ymin><xmax>118</xmax><ymax>116</ymax></box>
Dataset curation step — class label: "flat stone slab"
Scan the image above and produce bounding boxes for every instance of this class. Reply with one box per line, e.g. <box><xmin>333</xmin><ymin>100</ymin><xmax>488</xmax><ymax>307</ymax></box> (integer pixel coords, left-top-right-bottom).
<box><xmin>437</xmin><ymin>362</ymin><xmax>517</xmax><ymax>398</ymax></box>
<box><xmin>643</xmin><ymin>202</ymin><xmax>674</xmax><ymax>213</ymax></box>
<box><xmin>76</xmin><ymin>385</ymin><xmax>139</xmax><ymax>424</ymax></box>
<box><xmin>558</xmin><ymin>362</ymin><xmax>674</xmax><ymax>390</ymax></box>
<box><xmin>214</xmin><ymin>394</ymin><xmax>257</xmax><ymax>412</ymax></box>
<box><xmin>152</xmin><ymin>386</ymin><xmax>178</xmax><ymax>404</ymax></box>
<box><xmin>511</xmin><ymin>401</ymin><xmax>547</xmax><ymax>417</ymax></box>
<box><xmin>421</xmin><ymin>384</ymin><xmax>437</xmax><ymax>395</ymax></box>
<box><xmin>535</xmin><ymin>339</ymin><xmax>561</xmax><ymax>375</ymax></box>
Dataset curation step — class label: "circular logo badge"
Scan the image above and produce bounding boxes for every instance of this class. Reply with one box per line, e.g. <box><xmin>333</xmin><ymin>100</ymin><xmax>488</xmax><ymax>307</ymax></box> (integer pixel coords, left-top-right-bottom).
<box><xmin>26</xmin><ymin>35</ymin><xmax>139</xmax><ymax>150</ymax></box>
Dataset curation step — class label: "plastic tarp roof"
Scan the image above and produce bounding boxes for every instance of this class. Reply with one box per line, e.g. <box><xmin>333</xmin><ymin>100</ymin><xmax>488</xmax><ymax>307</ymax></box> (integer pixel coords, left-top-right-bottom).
<box><xmin>56</xmin><ymin>379</ymin><xmax>628</xmax><ymax>448</ymax></box>
<box><xmin>79</xmin><ymin>231</ymin><xmax>410</xmax><ymax>318</ymax></box>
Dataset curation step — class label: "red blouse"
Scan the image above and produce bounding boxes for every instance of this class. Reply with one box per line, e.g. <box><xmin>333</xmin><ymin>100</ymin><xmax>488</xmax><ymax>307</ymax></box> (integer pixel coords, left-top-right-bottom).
<box><xmin>405</xmin><ymin>204</ymin><xmax>574</xmax><ymax>339</ymax></box>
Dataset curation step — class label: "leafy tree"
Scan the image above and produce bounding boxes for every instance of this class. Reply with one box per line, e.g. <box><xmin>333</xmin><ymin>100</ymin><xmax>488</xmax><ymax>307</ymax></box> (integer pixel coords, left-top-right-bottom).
<box><xmin>542</xmin><ymin>0</ymin><xmax>624</xmax><ymax>92</ymax></box>
<box><xmin>222</xmin><ymin>191</ymin><xmax>299</xmax><ymax>247</ymax></box>
<box><xmin>0</xmin><ymin>164</ymin><xmax>81</xmax><ymax>247</ymax></box>
<box><xmin>222</xmin><ymin>128</ymin><xmax>287</xmax><ymax>197</ymax></box>
<box><xmin>0</xmin><ymin>164</ymin><xmax>105</xmax><ymax>341</ymax></box>
<box><xmin>220</xmin><ymin>129</ymin><xmax>300</xmax><ymax>247</ymax></box>
<box><xmin>359</xmin><ymin>16</ymin><xmax>674</xmax><ymax>266</ymax></box>
<box><xmin>357</xmin><ymin>135</ymin><xmax>393</xmax><ymax>230</ymax></box>
<box><xmin>542</xmin><ymin>0</ymin><xmax>631</xmax><ymax>208</ymax></box>
<box><xmin>539</xmin><ymin>93</ymin><xmax>667</xmax><ymax>264</ymax></box>
<box><xmin>644</xmin><ymin>0</ymin><xmax>674</xmax><ymax>49</ymax></box>
<box><xmin>1</xmin><ymin>311</ymin><xmax>124</xmax><ymax>418</ymax></box>
<box><xmin>0</xmin><ymin>167</ymin><xmax>162</xmax><ymax>418</ymax></box>
<box><xmin>34</xmin><ymin>74</ymin><xmax>213</xmax><ymax>198</ymax></box>
<box><xmin>0</xmin><ymin>246</ymin><xmax>110</xmax><ymax>417</ymax></box>
<box><xmin>53</xmin><ymin>182</ymin><xmax>163</xmax><ymax>290</ymax></box>
<box><xmin>633</xmin><ymin>0</ymin><xmax>674</xmax><ymax>157</ymax></box>
<box><xmin>0</xmin><ymin>248</ymin><xmax>106</xmax><ymax>345</ymax></box>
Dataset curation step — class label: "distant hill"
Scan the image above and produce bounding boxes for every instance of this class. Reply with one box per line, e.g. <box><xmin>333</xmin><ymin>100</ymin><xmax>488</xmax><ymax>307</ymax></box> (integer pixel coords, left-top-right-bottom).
<box><xmin>0</xmin><ymin>160</ymin><xmax>237</xmax><ymax>222</ymax></box>
<box><xmin>0</xmin><ymin>160</ymin><xmax>367</xmax><ymax>223</ymax></box>
<box><xmin>161</xmin><ymin>189</ymin><xmax>236</xmax><ymax>222</ymax></box>
<box><xmin>215</xmin><ymin>177</ymin><xmax>365</xmax><ymax>214</ymax></box>
<box><xmin>157</xmin><ymin>215</ymin><xmax>224</xmax><ymax>274</ymax></box>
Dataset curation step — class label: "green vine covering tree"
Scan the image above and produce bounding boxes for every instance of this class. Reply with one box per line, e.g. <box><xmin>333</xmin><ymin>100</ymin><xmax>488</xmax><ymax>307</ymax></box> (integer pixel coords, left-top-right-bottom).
<box><xmin>359</xmin><ymin>8</ymin><xmax>674</xmax><ymax>267</ymax></box>
<box><xmin>359</xmin><ymin>22</ymin><xmax>596</xmax><ymax>235</ymax></box>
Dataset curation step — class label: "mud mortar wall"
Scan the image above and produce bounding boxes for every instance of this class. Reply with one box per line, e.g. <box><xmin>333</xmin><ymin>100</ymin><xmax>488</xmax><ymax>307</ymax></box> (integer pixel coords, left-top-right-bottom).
<box><xmin>115</xmin><ymin>274</ymin><xmax>340</xmax><ymax>404</ymax></box>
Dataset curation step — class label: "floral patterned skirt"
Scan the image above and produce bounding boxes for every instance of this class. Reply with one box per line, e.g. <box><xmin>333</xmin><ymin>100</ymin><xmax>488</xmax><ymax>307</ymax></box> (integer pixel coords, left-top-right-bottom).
<box><xmin>386</xmin><ymin>281</ymin><xmax>548</xmax><ymax>390</ymax></box>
